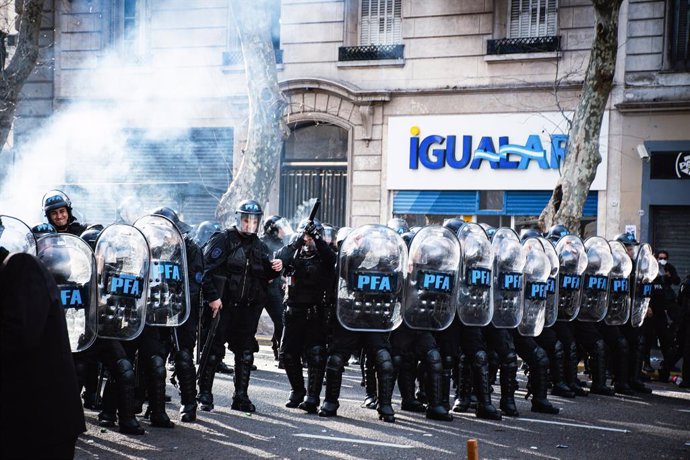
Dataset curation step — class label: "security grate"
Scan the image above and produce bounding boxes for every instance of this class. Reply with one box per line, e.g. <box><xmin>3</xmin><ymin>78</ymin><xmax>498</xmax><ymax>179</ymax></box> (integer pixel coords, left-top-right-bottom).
<box><xmin>338</xmin><ymin>44</ymin><xmax>404</xmax><ymax>61</ymax></box>
<box><xmin>487</xmin><ymin>35</ymin><xmax>560</xmax><ymax>55</ymax></box>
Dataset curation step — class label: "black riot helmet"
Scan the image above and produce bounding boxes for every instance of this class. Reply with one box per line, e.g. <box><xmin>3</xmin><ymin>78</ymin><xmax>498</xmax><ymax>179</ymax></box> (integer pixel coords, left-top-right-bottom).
<box><xmin>442</xmin><ymin>218</ymin><xmax>464</xmax><ymax>234</ymax></box>
<box><xmin>150</xmin><ymin>206</ymin><xmax>193</xmax><ymax>234</ymax></box>
<box><xmin>519</xmin><ymin>228</ymin><xmax>541</xmax><ymax>241</ymax></box>
<box><xmin>235</xmin><ymin>199</ymin><xmax>263</xmax><ymax>235</ymax></box>
<box><xmin>400</xmin><ymin>231</ymin><xmax>414</xmax><ymax>248</ymax></box>
<box><xmin>321</xmin><ymin>224</ymin><xmax>336</xmax><ymax>246</ymax></box>
<box><xmin>387</xmin><ymin>217</ymin><xmax>410</xmax><ymax>235</ymax></box>
<box><xmin>263</xmin><ymin>215</ymin><xmax>282</xmax><ymax>237</ymax></box>
<box><xmin>32</xmin><ymin>223</ymin><xmax>57</xmax><ymax>236</ymax></box>
<box><xmin>546</xmin><ymin>224</ymin><xmax>570</xmax><ymax>243</ymax></box>
<box><xmin>42</xmin><ymin>190</ymin><xmax>72</xmax><ymax>216</ymax></box>
<box><xmin>80</xmin><ymin>224</ymin><xmax>104</xmax><ymax>250</ymax></box>
<box><xmin>614</xmin><ymin>232</ymin><xmax>639</xmax><ymax>247</ymax></box>
<box><xmin>479</xmin><ymin>223</ymin><xmax>497</xmax><ymax>241</ymax></box>
<box><xmin>192</xmin><ymin>220</ymin><xmax>221</xmax><ymax>248</ymax></box>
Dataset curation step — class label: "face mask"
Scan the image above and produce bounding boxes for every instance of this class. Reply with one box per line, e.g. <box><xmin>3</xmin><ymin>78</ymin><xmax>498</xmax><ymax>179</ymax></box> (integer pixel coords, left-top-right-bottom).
<box><xmin>658</xmin><ymin>259</ymin><xmax>667</xmax><ymax>266</ymax></box>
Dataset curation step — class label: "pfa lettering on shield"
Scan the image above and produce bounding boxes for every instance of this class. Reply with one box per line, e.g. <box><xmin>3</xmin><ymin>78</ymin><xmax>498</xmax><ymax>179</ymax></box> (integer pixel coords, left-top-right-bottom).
<box><xmin>353</xmin><ymin>271</ymin><xmax>395</xmax><ymax>293</ymax></box>
<box><xmin>58</xmin><ymin>284</ymin><xmax>87</xmax><ymax>309</ymax></box>
<box><xmin>155</xmin><ymin>261</ymin><xmax>182</xmax><ymax>282</ymax></box>
<box><xmin>610</xmin><ymin>277</ymin><xmax>629</xmax><ymax>294</ymax></box>
<box><xmin>560</xmin><ymin>274</ymin><xmax>581</xmax><ymax>291</ymax></box>
<box><xmin>499</xmin><ymin>272</ymin><xmax>523</xmax><ymax>291</ymax></box>
<box><xmin>417</xmin><ymin>270</ymin><xmax>453</xmax><ymax>293</ymax></box>
<box><xmin>585</xmin><ymin>274</ymin><xmax>608</xmax><ymax>292</ymax></box>
<box><xmin>109</xmin><ymin>274</ymin><xmax>144</xmax><ymax>299</ymax></box>
<box><xmin>525</xmin><ymin>281</ymin><xmax>548</xmax><ymax>300</ymax></box>
<box><xmin>466</xmin><ymin>267</ymin><xmax>491</xmax><ymax>287</ymax></box>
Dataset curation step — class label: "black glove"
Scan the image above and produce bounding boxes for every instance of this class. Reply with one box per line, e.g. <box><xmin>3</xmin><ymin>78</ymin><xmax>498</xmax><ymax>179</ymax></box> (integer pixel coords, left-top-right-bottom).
<box><xmin>289</xmin><ymin>235</ymin><xmax>304</xmax><ymax>250</ymax></box>
<box><xmin>304</xmin><ymin>222</ymin><xmax>321</xmax><ymax>240</ymax></box>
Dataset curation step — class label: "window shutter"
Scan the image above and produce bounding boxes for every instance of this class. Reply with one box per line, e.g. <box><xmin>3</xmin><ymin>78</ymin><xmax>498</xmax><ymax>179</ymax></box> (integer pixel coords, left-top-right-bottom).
<box><xmin>509</xmin><ymin>0</ymin><xmax>558</xmax><ymax>39</ymax></box>
<box><xmin>360</xmin><ymin>0</ymin><xmax>402</xmax><ymax>45</ymax></box>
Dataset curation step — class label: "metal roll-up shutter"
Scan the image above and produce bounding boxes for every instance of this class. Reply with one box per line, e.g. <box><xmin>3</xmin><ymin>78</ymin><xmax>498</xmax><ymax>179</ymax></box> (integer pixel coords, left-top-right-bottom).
<box><xmin>505</xmin><ymin>191</ymin><xmax>598</xmax><ymax>216</ymax></box>
<box><xmin>393</xmin><ymin>191</ymin><xmax>478</xmax><ymax>215</ymax></box>
<box><xmin>652</xmin><ymin>206</ymin><xmax>690</xmax><ymax>279</ymax></box>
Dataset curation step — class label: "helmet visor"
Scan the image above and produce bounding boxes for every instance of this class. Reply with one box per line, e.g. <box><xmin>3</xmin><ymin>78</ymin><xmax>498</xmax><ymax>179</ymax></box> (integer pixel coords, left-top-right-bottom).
<box><xmin>238</xmin><ymin>214</ymin><xmax>261</xmax><ymax>234</ymax></box>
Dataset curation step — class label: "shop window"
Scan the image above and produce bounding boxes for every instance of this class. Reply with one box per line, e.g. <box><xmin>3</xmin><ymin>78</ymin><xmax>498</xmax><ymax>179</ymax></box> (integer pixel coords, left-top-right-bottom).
<box><xmin>487</xmin><ymin>0</ymin><xmax>560</xmax><ymax>55</ymax></box>
<box><xmin>339</xmin><ymin>0</ymin><xmax>404</xmax><ymax>61</ymax></box>
<box><xmin>668</xmin><ymin>0</ymin><xmax>689</xmax><ymax>71</ymax></box>
<box><xmin>116</xmin><ymin>0</ymin><xmax>150</xmax><ymax>63</ymax></box>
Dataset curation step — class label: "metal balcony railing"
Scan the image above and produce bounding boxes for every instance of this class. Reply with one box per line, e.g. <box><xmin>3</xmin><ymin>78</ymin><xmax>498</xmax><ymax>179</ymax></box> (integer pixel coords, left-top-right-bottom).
<box><xmin>338</xmin><ymin>44</ymin><xmax>404</xmax><ymax>61</ymax></box>
<box><xmin>222</xmin><ymin>48</ymin><xmax>283</xmax><ymax>66</ymax></box>
<box><xmin>487</xmin><ymin>36</ymin><xmax>561</xmax><ymax>55</ymax></box>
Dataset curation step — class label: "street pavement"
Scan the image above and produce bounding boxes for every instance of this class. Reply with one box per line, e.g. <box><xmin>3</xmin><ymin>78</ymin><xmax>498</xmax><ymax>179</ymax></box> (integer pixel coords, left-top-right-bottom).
<box><xmin>74</xmin><ymin>344</ymin><xmax>690</xmax><ymax>460</ymax></box>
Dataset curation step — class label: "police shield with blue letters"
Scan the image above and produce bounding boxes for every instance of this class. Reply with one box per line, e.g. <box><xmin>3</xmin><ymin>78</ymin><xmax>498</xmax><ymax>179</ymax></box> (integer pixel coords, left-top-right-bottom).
<box><xmin>94</xmin><ymin>224</ymin><xmax>150</xmax><ymax>341</ymax></box>
<box><xmin>37</xmin><ymin>233</ymin><xmax>98</xmax><ymax>352</ymax></box>
<box><xmin>630</xmin><ymin>243</ymin><xmax>659</xmax><ymax>328</ymax></box>
<box><xmin>134</xmin><ymin>215</ymin><xmax>190</xmax><ymax>327</ymax></box>
<box><xmin>604</xmin><ymin>240</ymin><xmax>634</xmax><ymax>326</ymax></box>
<box><xmin>403</xmin><ymin>225</ymin><xmax>460</xmax><ymax>331</ymax></box>
<box><xmin>0</xmin><ymin>215</ymin><xmax>37</xmax><ymax>256</ymax></box>
<box><xmin>577</xmin><ymin>237</ymin><xmax>613</xmax><ymax>322</ymax></box>
<box><xmin>517</xmin><ymin>237</ymin><xmax>551</xmax><ymax>337</ymax></box>
<box><xmin>336</xmin><ymin>225</ymin><xmax>406</xmax><ymax>332</ymax></box>
<box><xmin>555</xmin><ymin>235</ymin><xmax>588</xmax><ymax>321</ymax></box>
<box><xmin>491</xmin><ymin>228</ymin><xmax>526</xmax><ymax>329</ymax></box>
<box><xmin>456</xmin><ymin>223</ymin><xmax>493</xmax><ymax>326</ymax></box>
<box><xmin>539</xmin><ymin>236</ymin><xmax>560</xmax><ymax>328</ymax></box>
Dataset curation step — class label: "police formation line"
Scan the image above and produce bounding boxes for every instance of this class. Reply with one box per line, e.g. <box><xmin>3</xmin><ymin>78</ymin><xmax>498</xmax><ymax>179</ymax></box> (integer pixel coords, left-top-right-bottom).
<box><xmin>0</xmin><ymin>190</ymin><xmax>672</xmax><ymax>437</ymax></box>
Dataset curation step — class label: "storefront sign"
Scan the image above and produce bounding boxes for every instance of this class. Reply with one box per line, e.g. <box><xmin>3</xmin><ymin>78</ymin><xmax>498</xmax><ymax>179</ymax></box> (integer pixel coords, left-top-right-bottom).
<box><xmin>387</xmin><ymin>112</ymin><xmax>608</xmax><ymax>190</ymax></box>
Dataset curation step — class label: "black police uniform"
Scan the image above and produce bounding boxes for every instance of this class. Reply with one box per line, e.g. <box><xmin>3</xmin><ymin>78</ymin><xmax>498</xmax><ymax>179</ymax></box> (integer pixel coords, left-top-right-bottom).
<box><xmin>275</xmin><ymin>231</ymin><xmax>335</xmax><ymax>413</ymax></box>
<box><xmin>199</xmin><ymin>226</ymin><xmax>279</xmax><ymax>412</ymax></box>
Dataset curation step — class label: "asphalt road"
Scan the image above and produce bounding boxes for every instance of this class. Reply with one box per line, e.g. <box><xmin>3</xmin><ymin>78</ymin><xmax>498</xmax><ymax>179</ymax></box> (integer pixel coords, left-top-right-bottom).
<box><xmin>74</xmin><ymin>345</ymin><xmax>690</xmax><ymax>460</ymax></box>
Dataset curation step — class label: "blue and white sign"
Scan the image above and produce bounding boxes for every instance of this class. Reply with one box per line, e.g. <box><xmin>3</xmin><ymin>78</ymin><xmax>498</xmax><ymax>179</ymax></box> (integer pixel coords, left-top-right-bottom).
<box><xmin>386</xmin><ymin>112</ymin><xmax>609</xmax><ymax>190</ymax></box>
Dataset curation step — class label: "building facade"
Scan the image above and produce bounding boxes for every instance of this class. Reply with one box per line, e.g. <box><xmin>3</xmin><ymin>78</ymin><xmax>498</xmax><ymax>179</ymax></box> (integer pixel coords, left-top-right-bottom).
<box><xmin>10</xmin><ymin>0</ymin><xmax>690</xmax><ymax>273</ymax></box>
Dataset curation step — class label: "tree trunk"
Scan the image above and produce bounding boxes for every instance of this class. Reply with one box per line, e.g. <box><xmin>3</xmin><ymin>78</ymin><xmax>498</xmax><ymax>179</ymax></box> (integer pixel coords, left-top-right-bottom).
<box><xmin>216</xmin><ymin>0</ymin><xmax>287</xmax><ymax>227</ymax></box>
<box><xmin>538</xmin><ymin>0</ymin><xmax>623</xmax><ymax>234</ymax></box>
<box><xmin>0</xmin><ymin>0</ymin><xmax>46</xmax><ymax>152</ymax></box>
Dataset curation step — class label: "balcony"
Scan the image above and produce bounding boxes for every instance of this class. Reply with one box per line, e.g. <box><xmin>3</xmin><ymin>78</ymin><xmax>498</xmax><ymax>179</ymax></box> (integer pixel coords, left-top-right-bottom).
<box><xmin>487</xmin><ymin>36</ymin><xmax>561</xmax><ymax>55</ymax></box>
<box><xmin>338</xmin><ymin>44</ymin><xmax>404</xmax><ymax>62</ymax></box>
<box><xmin>222</xmin><ymin>48</ymin><xmax>283</xmax><ymax>66</ymax></box>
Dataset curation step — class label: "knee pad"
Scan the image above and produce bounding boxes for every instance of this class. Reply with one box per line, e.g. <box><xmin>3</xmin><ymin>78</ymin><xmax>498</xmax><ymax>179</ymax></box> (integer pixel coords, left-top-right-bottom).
<box><xmin>150</xmin><ymin>355</ymin><xmax>166</xmax><ymax>380</ymax></box>
<box><xmin>307</xmin><ymin>345</ymin><xmax>327</xmax><ymax>368</ymax></box>
<box><xmin>282</xmin><ymin>352</ymin><xmax>300</xmax><ymax>367</ymax></box>
<box><xmin>115</xmin><ymin>358</ymin><xmax>135</xmax><ymax>385</ymax></box>
<box><xmin>473</xmin><ymin>350</ymin><xmax>488</xmax><ymax>367</ymax></box>
<box><xmin>594</xmin><ymin>339</ymin><xmax>606</xmax><ymax>356</ymax></box>
<box><xmin>374</xmin><ymin>349</ymin><xmax>394</xmax><ymax>375</ymax></box>
<box><xmin>442</xmin><ymin>354</ymin><xmax>457</xmax><ymax>371</ymax></box>
<box><xmin>326</xmin><ymin>354</ymin><xmax>345</xmax><ymax>374</ymax></box>
<box><xmin>533</xmin><ymin>347</ymin><xmax>549</xmax><ymax>369</ymax></box>
<box><xmin>175</xmin><ymin>349</ymin><xmax>192</xmax><ymax>365</ymax></box>
<box><xmin>391</xmin><ymin>354</ymin><xmax>403</xmax><ymax>371</ymax></box>
<box><xmin>425</xmin><ymin>349</ymin><xmax>442</xmax><ymax>374</ymax></box>
<box><xmin>504</xmin><ymin>351</ymin><xmax>518</xmax><ymax>371</ymax></box>
<box><xmin>238</xmin><ymin>350</ymin><xmax>254</xmax><ymax>366</ymax></box>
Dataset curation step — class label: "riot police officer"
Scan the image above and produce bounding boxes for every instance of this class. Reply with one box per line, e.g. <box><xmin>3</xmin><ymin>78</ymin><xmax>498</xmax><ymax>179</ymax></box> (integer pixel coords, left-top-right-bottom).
<box><xmin>41</xmin><ymin>190</ymin><xmax>87</xmax><ymax>236</ymax></box>
<box><xmin>199</xmin><ymin>200</ymin><xmax>282</xmax><ymax>413</ymax></box>
<box><xmin>275</xmin><ymin>218</ymin><xmax>336</xmax><ymax>413</ymax></box>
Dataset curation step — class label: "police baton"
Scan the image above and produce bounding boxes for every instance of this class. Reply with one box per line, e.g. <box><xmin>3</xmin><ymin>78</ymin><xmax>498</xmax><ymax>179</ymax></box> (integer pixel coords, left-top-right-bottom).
<box><xmin>197</xmin><ymin>313</ymin><xmax>220</xmax><ymax>379</ymax></box>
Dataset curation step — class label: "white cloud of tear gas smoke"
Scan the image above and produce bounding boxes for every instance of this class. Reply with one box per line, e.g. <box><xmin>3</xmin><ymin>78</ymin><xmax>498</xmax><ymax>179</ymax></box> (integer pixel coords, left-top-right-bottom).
<box><xmin>0</xmin><ymin>2</ymin><xmax>243</xmax><ymax>228</ymax></box>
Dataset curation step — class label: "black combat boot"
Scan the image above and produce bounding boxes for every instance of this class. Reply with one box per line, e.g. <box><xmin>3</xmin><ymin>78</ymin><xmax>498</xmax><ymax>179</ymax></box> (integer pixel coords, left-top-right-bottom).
<box><xmin>175</xmin><ymin>350</ymin><xmax>197</xmax><ymax>423</ymax></box>
<box><xmin>473</xmin><ymin>351</ymin><xmax>502</xmax><ymax>420</ymax></box>
<box><xmin>425</xmin><ymin>350</ymin><xmax>453</xmax><ymax>421</ymax></box>
<box><xmin>550</xmin><ymin>341</ymin><xmax>576</xmax><ymax>398</ymax></box>
<box><xmin>612</xmin><ymin>336</ymin><xmax>635</xmax><ymax>396</ymax></box>
<box><xmin>283</xmin><ymin>352</ymin><xmax>306</xmax><ymax>408</ymax></box>
<box><xmin>115</xmin><ymin>358</ymin><xmax>145</xmax><ymax>435</ymax></box>
<box><xmin>197</xmin><ymin>354</ymin><xmax>218</xmax><ymax>411</ymax></box>
<box><xmin>299</xmin><ymin>346</ymin><xmax>326</xmax><ymax>414</ymax></box>
<box><xmin>452</xmin><ymin>354</ymin><xmax>473</xmax><ymax>413</ymax></box>
<box><xmin>363</xmin><ymin>354</ymin><xmax>378</xmax><ymax>409</ymax></box>
<box><xmin>564</xmin><ymin>342</ymin><xmax>588</xmax><ymax>396</ymax></box>
<box><xmin>440</xmin><ymin>355</ymin><xmax>455</xmax><ymax>412</ymax></box>
<box><xmin>98</xmin><ymin>380</ymin><xmax>117</xmax><ymax>427</ymax></box>
<box><xmin>319</xmin><ymin>354</ymin><xmax>344</xmax><ymax>417</ymax></box>
<box><xmin>629</xmin><ymin>335</ymin><xmax>653</xmax><ymax>393</ymax></box>
<box><xmin>530</xmin><ymin>348</ymin><xmax>560</xmax><ymax>414</ymax></box>
<box><xmin>589</xmin><ymin>340</ymin><xmax>615</xmax><ymax>396</ymax></box>
<box><xmin>398</xmin><ymin>356</ymin><xmax>425</xmax><ymax>412</ymax></box>
<box><xmin>499</xmin><ymin>353</ymin><xmax>520</xmax><ymax>417</ymax></box>
<box><xmin>231</xmin><ymin>350</ymin><xmax>256</xmax><ymax>413</ymax></box>
<box><xmin>375</xmin><ymin>349</ymin><xmax>396</xmax><ymax>423</ymax></box>
<box><xmin>148</xmin><ymin>355</ymin><xmax>175</xmax><ymax>428</ymax></box>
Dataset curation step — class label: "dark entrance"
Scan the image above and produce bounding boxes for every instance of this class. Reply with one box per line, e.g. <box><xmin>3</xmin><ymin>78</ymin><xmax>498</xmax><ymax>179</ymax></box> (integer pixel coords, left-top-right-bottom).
<box><xmin>279</xmin><ymin>122</ymin><xmax>348</xmax><ymax>227</ymax></box>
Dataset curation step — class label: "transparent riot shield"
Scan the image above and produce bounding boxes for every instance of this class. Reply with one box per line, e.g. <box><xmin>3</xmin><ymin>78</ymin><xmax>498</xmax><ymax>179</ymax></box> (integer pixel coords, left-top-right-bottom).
<box><xmin>539</xmin><ymin>237</ymin><xmax>560</xmax><ymax>328</ymax></box>
<box><xmin>577</xmin><ymin>237</ymin><xmax>613</xmax><ymax>322</ymax></box>
<box><xmin>491</xmin><ymin>228</ymin><xmax>526</xmax><ymax>328</ymax></box>
<box><xmin>37</xmin><ymin>234</ymin><xmax>97</xmax><ymax>352</ymax></box>
<box><xmin>631</xmin><ymin>243</ymin><xmax>659</xmax><ymax>328</ymax></box>
<box><xmin>336</xmin><ymin>224</ymin><xmax>406</xmax><ymax>332</ymax></box>
<box><xmin>403</xmin><ymin>225</ymin><xmax>460</xmax><ymax>331</ymax></box>
<box><xmin>0</xmin><ymin>215</ymin><xmax>36</xmax><ymax>255</ymax></box>
<box><xmin>134</xmin><ymin>215</ymin><xmax>190</xmax><ymax>327</ymax></box>
<box><xmin>518</xmin><ymin>237</ymin><xmax>550</xmax><ymax>337</ymax></box>
<box><xmin>456</xmin><ymin>223</ymin><xmax>493</xmax><ymax>326</ymax></box>
<box><xmin>94</xmin><ymin>224</ymin><xmax>150</xmax><ymax>340</ymax></box>
<box><xmin>604</xmin><ymin>240</ymin><xmax>633</xmax><ymax>326</ymax></box>
<box><xmin>555</xmin><ymin>235</ymin><xmax>588</xmax><ymax>321</ymax></box>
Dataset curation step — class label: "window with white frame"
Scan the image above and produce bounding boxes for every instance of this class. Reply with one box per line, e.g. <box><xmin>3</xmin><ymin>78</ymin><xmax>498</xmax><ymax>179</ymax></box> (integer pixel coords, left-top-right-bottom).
<box><xmin>118</xmin><ymin>0</ymin><xmax>149</xmax><ymax>61</ymax></box>
<box><xmin>359</xmin><ymin>0</ymin><xmax>402</xmax><ymax>45</ymax></box>
<box><xmin>509</xmin><ymin>0</ymin><xmax>557</xmax><ymax>38</ymax></box>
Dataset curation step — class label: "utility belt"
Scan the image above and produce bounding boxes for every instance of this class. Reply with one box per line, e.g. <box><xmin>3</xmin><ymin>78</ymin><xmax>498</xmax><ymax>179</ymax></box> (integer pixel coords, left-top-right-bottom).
<box><xmin>286</xmin><ymin>303</ymin><xmax>323</xmax><ymax>322</ymax></box>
